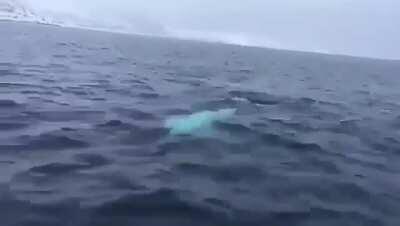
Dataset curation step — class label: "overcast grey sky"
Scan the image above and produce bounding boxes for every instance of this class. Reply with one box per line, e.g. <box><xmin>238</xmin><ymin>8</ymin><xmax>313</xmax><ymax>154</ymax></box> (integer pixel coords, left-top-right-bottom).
<box><xmin>24</xmin><ymin>0</ymin><xmax>400</xmax><ymax>59</ymax></box>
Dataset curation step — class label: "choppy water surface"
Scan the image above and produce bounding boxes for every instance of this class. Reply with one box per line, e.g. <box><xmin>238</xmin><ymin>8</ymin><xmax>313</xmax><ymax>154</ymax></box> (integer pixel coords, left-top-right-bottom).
<box><xmin>1</xmin><ymin>21</ymin><xmax>400</xmax><ymax>226</ymax></box>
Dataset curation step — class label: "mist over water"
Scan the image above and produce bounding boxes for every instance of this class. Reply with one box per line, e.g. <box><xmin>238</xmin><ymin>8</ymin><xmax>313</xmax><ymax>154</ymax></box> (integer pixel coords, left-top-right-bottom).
<box><xmin>18</xmin><ymin>0</ymin><xmax>400</xmax><ymax>60</ymax></box>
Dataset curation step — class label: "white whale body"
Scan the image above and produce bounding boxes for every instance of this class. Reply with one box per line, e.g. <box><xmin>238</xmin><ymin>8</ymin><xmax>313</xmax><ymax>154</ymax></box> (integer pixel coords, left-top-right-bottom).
<box><xmin>165</xmin><ymin>108</ymin><xmax>236</xmax><ymax>135</ymax></box>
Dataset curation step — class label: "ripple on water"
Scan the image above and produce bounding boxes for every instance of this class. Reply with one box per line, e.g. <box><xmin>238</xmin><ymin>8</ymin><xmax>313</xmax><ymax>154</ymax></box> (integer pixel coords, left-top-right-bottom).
<box><xmin>229</xmin><ymin>90</ymin><xmax>283</xmax><ymax>105</ymax></box>
<box><xmin>23</xmin><ymin>110</ymin><xmax>106</xmax><ymax>122</ymax></box>
<box><xmin>112</xmin><ymin>108</ymin><xmax>158</xmax><ymax>120</ymax></box>
<box><xmin>0</xmin><ymin>134</ymin><xmax>89</xmax><ymax>151</ymax></box>
<box><xmin>0</xmin><ymin>21</ymin><xmax>400</xmax><ymax>226</ymax></box>
<box><xmin>0</xmin><ymin>99</ymin><xmax>21</xmax><ymax>108</ymax></box>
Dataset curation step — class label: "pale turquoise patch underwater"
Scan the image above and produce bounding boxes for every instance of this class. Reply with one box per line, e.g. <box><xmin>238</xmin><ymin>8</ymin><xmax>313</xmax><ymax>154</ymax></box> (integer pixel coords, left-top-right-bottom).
<box><xmin>165</xmin><ymin>108</ymin><xmax>237</xmax><ymax>136</ymax></box>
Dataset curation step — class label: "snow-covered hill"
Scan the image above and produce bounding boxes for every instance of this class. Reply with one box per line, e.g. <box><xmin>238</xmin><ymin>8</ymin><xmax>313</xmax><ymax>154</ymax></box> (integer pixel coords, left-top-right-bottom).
<box><xmin>0</xmin><ymin>0</ymin><xmax>50</xmax><ymax>23</ymax></box>
<box><xmin>0</xmin><ymin>0</ymin><xmax>166</xmax><ymax>36</ymax></box>
<box><xmin>0</xmin><ymin>0</ymin><xmax>113</xmax><ymax>29</ymax></box>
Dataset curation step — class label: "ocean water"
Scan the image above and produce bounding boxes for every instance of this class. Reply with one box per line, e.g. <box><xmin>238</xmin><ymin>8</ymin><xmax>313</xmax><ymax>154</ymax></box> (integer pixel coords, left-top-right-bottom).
<box><xmin>1</xmin><ymin>21</ymin><xmax>400</xmax><ymax>226</ymax></box>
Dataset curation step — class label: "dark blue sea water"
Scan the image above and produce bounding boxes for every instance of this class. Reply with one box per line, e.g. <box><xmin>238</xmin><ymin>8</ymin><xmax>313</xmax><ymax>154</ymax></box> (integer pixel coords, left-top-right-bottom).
<box><xmin>1</xmin><ymin>21</ymin><xmax>400</xmax><ymax>226</ymax></box>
